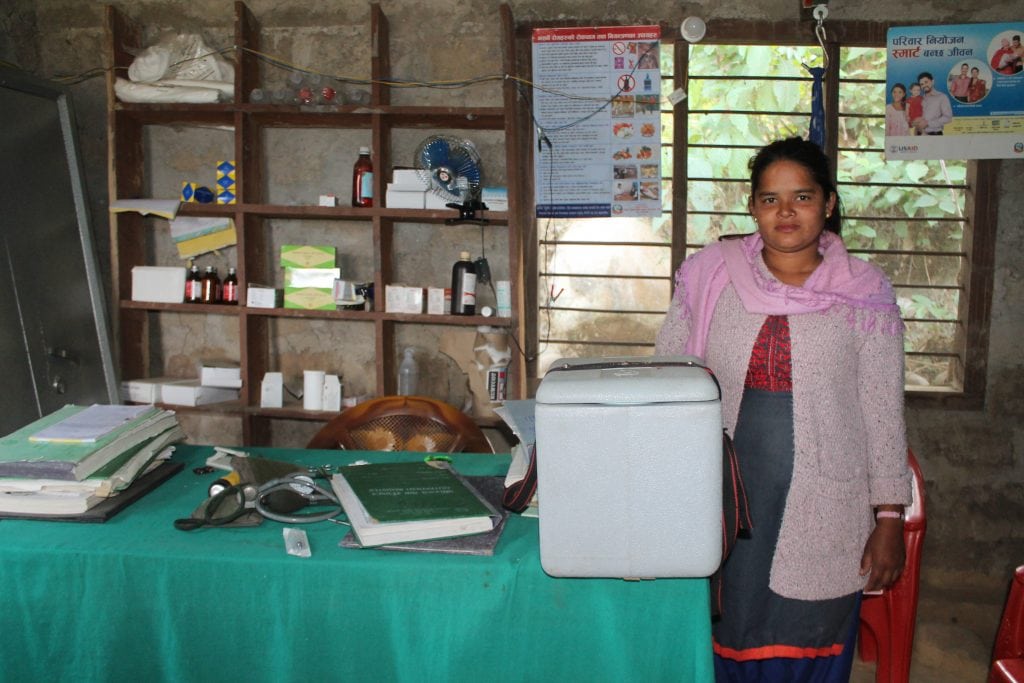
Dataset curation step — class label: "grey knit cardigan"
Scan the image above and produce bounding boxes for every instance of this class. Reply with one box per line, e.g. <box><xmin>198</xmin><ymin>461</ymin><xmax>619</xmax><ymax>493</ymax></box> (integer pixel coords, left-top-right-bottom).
<box><xmin>656</xmin><ymin>257</ymin><xmax>913</xmax><ymax>601</ymax></box>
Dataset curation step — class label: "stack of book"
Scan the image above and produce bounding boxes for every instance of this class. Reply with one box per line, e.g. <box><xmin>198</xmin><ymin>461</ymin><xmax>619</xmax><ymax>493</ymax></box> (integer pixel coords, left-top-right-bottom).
<box><xmin>0</xmin><ymin>404</ymin><xmax>185</xmax><ymax>518</ymax></box>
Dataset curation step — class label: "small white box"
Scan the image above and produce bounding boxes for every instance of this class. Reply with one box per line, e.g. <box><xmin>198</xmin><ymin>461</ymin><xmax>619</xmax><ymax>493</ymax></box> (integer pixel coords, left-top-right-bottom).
<box><xmin>426</xmin><ymin>287</ymin><xmax>447</xmax><ymax>315</ymax></box>
<box><xmin>200</xmin><ymin>364</ymin><xmax>242</xmax><ymax>389</ymax></box>
<box><xmin>318</xmin><ymin>194</ymin><xmax>337</xmax><ymax>207</ymax></box>
<box><xmin>385</xmin><ymin>186</ymin><xmax>426</xmax><ymax>209</ymax></box>
<box><xmin>121</xmin><ymin>376</ymin><xmax>175</xmax><ymax>404</ymax></box>
<box><xmin>535</xmin><ymin>356</ymin><xmax>723</xmax><ymax>579</ymax></box>
<box><xmin>160</xmin><ymin>379</ymin><xmax>239</xmax><ymax>407</ymax></box>
<box><xmin>391</xmin><ymin>168</ymin><xmax>426</xmax><ymax>190</ymax></box>
<box><xmin>246</xmin><ymin>285</ymin><xmax>280</xmax><ymax>308</ymax></box>
<box><xmin>322</xmin><ymin>375</ymin><xmax>342</xmax><ymax>411</ymax></box>
<box><xmin>131</xmin><ymin>266</ymin><xmax>187</xmax><ymax>303</ymax></box>
<box><xmin>385</xmin><ymin>285</ymin><xmax>424</xmax><ymax>314</ymax></box>
<box><xmin>481</xmin><ymin>187</ymin><xmax>508</xmax><ymax>212</ymax></box>
<box><xmin>260</xmin><ymin>372</ymin><xmax>283</xmax><ymax>408</ymax></box>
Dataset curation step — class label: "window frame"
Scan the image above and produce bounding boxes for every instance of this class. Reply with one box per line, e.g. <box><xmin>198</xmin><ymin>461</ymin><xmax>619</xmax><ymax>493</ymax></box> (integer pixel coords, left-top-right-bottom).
<box><xmin>517</xmin><ymin>19</ymin><xmax>997</xmax><ymax>408</ymax></box>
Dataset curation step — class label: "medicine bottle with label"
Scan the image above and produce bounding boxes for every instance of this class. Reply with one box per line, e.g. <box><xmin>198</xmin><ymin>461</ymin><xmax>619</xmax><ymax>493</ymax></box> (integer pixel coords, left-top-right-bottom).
<box><xmin>450</xmin><ymin>251</ymin><xmax>477</xmax><ymax>316</ymax></box>
<box><xmin>185</xmin><ymin>263</ymin><xmax>203</xmax><ymax>303</ymax></box>
<box><xmin>201</xmin><ymin>266</ymin><xmax>221</xmax><ymax>304</ymax></box>
<box><xmin>352</xmin><ymin>147</ymin><xmax>373</xmax><ymax>207</ymax></box>
<box><xmin>222</xmin><ymin>267</ymin><xmax>239</xmax><ymax>305</ymax></box>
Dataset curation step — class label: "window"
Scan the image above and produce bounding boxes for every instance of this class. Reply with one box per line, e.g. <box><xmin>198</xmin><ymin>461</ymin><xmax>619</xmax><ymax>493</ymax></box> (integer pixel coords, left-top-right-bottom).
<box><xmin>527</xmin><ymin>23</ymin><xmax>996</xmax><ymax>405</ymax></box>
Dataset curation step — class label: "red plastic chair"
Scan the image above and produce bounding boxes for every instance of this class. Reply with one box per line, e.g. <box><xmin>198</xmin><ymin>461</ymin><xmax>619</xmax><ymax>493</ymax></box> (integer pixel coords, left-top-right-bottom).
<box><xmin>989</xmin><ymin>565</ymin><xmax>1024</xmax><ymax>683</ymax></box>
<box><xmin>857</xmin><ymin>448</ymin><xmax>927</xmax><ymax>683</ymax></box>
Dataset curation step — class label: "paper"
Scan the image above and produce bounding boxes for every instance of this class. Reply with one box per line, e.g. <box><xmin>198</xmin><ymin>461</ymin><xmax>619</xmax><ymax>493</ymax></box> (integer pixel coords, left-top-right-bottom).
<box><xmin>169</xmin><ymin>216</ymin><xmax>234</xmax><ymax>242</ymax></box>
<box><xmin>110</xmin><ymin>199</ymin><xmax>181</xmax><ymax>219</ymax></box>
<box><xmin>493</xmin><ymin>399</ymin><xmax>536</xmax><ymax>446</ymax></box>
<box><xmin>29</xmin><ymin>404</ymin><xmax>154</xmax><ymax>444</ymax></box>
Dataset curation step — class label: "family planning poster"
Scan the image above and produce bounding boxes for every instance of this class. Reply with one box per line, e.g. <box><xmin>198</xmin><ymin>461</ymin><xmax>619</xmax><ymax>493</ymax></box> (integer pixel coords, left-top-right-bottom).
<box><xmin>532</xmin><ymin>26</ymin><xmax>662</xmax><ymax>218</ymax></box>
<box><xmin>885</xmin><ymin>22</ymin><xmax>1024</xmax><ymax>160</ymax></box>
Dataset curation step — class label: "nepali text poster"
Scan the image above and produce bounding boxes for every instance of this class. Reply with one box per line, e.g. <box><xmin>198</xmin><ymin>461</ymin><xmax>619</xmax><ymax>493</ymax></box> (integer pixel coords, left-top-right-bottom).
<box><xmin>886</xmin><ymin>22</ymin><xmax>1024</xmax><ymax>160</ymax></box>
<box><xmin>532</xmin><ymin>26</ymin><xmax>662</xmax><ymax>218</ymax></box>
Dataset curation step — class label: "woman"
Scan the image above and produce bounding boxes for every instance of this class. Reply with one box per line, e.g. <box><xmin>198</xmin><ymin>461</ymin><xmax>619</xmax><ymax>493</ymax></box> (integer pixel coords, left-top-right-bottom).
<box><xmin>885</xmin><ymin>83</ymin><xmax>910</xmax><ymax>136</ymax></box>
<box><xmin>656</xmin><ymin>137</ymin><xmax>912</xmax><ymax>682</ymax></box>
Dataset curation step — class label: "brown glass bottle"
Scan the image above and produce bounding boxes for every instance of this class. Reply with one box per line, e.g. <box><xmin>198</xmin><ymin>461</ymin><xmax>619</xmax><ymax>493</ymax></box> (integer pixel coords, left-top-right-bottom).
<box><xmin>185</xmin><ymin>263</ymin><xmax>203</xmax><ymax>303</ymax></box>
<box><xmin>222</xmin><ymin>267</ymin><xmax>238</xmax><ymax>305</ymax></box>
<box><xmin>201</xmin><ymin>266</ymin><xmax>221</xmax><ymax>304</ymax></box>
<box><xmin>351</xmin><ymin>147</ymin><xmax>373</xmax><ymax>207</ymax></box>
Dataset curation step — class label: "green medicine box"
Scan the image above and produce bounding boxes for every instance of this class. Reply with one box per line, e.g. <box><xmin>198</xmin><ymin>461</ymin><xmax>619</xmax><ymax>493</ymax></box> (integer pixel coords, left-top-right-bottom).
<box><xmin>280</xmin><ymin>244</ymin><xmax>336</xmax><ymax>269</ymax></box>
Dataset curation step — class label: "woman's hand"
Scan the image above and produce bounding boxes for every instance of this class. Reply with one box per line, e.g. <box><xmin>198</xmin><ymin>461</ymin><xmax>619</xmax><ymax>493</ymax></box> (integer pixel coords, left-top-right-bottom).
<box><xmin>860</xmin><ymin>517</ymin><xmax>906</xmax><ymax>592</ymax></box>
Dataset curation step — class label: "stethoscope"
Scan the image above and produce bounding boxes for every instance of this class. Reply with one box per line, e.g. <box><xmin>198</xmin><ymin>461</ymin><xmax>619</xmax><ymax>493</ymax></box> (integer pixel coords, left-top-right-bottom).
<box><xmin>174</xmin><ymin>474</ymin><xmax>342</xmax><ymax>531</ymax></box>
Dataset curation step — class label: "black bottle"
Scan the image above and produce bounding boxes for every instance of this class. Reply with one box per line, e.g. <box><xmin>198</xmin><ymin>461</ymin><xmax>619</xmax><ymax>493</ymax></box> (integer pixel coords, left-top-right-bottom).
<box><xmin>450</xmin><ymin>251</ymin><xmax>477</xmax><ymax>315</ymax></box>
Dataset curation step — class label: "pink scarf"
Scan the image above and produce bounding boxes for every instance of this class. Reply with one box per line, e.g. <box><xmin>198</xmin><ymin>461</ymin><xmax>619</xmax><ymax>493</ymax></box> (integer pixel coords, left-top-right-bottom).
<box><xmin>678</xmin><ymin>232</ymin><xmax>902</xmax><ymax>358</ymax></box>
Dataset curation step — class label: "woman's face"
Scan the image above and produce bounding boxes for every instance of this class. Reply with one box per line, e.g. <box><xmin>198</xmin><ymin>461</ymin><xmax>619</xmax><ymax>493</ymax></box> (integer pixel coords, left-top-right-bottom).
<box><xmin>749</xmin><ymin>160</ymin><xmax>836</xmax><ymax>259</ymax></box>
<box><xmin>892</xmin><ymin>85</ymin><xmax>906</xmax><ymax>102</ymax></box>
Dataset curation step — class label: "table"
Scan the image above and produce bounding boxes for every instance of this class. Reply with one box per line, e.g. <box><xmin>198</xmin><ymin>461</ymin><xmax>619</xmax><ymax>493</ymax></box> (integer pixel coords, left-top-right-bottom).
<box><xmin>0</xmin><ymin>445</ymin><xmax>713</xmax><ymax>682</ymax></box>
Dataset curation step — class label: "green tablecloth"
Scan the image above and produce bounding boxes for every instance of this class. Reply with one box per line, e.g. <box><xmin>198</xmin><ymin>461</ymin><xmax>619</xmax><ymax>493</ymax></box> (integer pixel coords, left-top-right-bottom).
<box><xmin>0</xmin><ymin>445</ymin><xmax>713</xmax><ymax>683</ymax></box>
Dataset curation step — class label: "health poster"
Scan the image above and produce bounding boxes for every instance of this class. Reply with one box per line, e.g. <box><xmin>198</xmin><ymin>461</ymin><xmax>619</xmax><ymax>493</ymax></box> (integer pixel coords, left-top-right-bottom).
<box><xmin>532</xmin><ymin>26</ymin><xmax>662</xmax><ymax>218</ymax></box>
<box><xmin>885</xmin><ymin>22</ymin><xmax>1024</xmax><ymax>160</ymax></box>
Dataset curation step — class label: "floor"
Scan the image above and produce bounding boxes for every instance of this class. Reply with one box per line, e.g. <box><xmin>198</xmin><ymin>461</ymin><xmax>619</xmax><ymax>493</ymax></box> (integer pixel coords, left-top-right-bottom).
<box><xmin>850</xmin><ymin>578</ymin><xmax>1007</xmax><ymax>682</ymax></box>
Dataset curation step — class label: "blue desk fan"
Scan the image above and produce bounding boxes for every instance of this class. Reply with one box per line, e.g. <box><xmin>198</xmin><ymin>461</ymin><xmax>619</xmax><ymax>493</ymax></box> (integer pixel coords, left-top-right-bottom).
<box><xmin>415</xmin><ymin>134</ymin><xmax>489</xmax><ymax>225</ymax></box>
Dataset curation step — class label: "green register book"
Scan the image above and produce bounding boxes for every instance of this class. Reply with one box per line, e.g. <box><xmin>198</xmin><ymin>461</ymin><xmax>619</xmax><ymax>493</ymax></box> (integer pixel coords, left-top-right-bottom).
<box><xmin>330</xmin><ymin>461</ymin><xmax>498</xmax><ymax>547</ymax></box>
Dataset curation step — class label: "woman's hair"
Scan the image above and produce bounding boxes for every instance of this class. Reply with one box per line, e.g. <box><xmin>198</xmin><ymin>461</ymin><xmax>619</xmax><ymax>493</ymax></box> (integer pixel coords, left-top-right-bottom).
<box><xmin>748</xmin><ymin>136</ymin><xmax>842</xmax><ymax>235</ymax></box>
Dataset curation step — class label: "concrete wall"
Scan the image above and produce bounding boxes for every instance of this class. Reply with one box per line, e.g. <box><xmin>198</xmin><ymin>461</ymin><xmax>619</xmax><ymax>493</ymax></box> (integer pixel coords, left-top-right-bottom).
<box><xmin>4</xmin><ymin>0</ymin><xmax>1022</xmax><ymax>597</ymax></box>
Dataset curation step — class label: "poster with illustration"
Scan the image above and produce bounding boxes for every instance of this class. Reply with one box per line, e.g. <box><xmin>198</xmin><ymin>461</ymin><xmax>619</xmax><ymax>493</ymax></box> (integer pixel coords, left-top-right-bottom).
<box><xmin>532</xmin><ymin>26</ymin><xmax>662</xmax><ymax>218</ymax></box>
<box><xmin>886</xmin><ymin>23</ymin><xmax>1024</xmax><ymax>160</ymax></box>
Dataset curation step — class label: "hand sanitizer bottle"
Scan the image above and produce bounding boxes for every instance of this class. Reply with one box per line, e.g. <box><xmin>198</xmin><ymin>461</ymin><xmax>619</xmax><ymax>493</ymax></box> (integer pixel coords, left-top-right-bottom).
<box><xmin>398</xmin><ymin>347</ymin><xmax>418</xmax><ymax>396</ymax></box>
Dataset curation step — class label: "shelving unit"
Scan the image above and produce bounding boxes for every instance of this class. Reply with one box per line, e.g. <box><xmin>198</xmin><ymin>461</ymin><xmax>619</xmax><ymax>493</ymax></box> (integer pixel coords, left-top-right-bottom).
<box><xmin>104</xmin><ymin>2</ymin><xmax>525</xmax><ymax>445</ymax></box>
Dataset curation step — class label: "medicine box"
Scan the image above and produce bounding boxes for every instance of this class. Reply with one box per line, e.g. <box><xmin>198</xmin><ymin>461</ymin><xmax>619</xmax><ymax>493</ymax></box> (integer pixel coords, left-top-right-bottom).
<box><xmin>391</xmin><ymin>168</ymin><xmax>426</xmax><ymax>190</ymax></box>
<box><xmin>426</xmin><ymin>287</ymin><xmax>447</xmax><ymax>315</ymax></box>
<box><xmin>534</xmin><ymin>356</ymin><xmax>723</xmax><ymax>579</ymax></box>
<box><xmin>385</xmin><ymin>285</ymin><xmax>424</xmax><ymax>314</ymax></box>
<box><xmin>131</xmin><ymin>266</ymin><xmax>186</xmax><ymax>304</ymax></box>
<box><xmin>284</xmin><ymin>287</ymin><xmax>335</xmax><ymax>310</ymax></box>
<box><xmin>280</xmin><ymin>245</ymin><xmax>336</xmax><ymax>269</ymax></box>
<box><xmin>160</xmin><ymin>379</ymin><xmax>239</xmax><ymax>407</ymax></box>
<box><xmin>121</xmin><ymin>376</ymin><xmax>176</xmax><ymax>404</ymax></box>
<box><xmin>481</xmin><ymin>186</ymin><xmax>508</xmax><ymax>212</ymax></box>
<box><xmin>246</xmin><ymin>285</ymin><xmax>280</xmax><ymax>309</ymax></box>
<box><xmin>200</xmin><ymin>364</ymin><xmax>242</xmax><ymax>389</ymax></box>
<box><xmin>385</xmin><ymin>186</ymin><xmax>426</xmax><ymax>209</ymax></box>
<box><xmin>284</xmin><ymin>267</ymin><xmax>341</xmax><ymax>288</ymax></box>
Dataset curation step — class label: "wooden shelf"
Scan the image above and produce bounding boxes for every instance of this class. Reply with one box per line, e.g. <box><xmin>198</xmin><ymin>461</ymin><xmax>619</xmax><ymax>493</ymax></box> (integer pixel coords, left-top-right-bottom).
<box><xmin>104</xmin><ymin>1</ymin><xmax>525</xmax><ymax>446</ymax></box>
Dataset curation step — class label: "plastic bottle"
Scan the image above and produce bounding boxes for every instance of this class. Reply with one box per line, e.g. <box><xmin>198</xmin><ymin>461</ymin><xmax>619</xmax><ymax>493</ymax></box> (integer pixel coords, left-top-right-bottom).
<box><xmin>450</xmin><ymin>251</ymin><xmax>477</xmax><ymax>316</ymax></box>
<box><xmin>185</xmin><ymin>263</ymin><xmax>203</xmax><ymax>303</ymax></box>
<box><xmin>222</xmin><ymin>267</ymin><xmax>239</xmax><ymax>304</ymax></box>
<box><xmin>352</xmin><ymin>147</ymin><xmax>373</xmax><ymax>207</ymax></box>
<box><xmin>201</xmin><ymin>266</ymin><xmax>220</xmax><ymax>304</ymax></box>
<box><xmin>397</xmin><ymin>347</ymin><xmax>419</xmax><ymax>396</ymax></box>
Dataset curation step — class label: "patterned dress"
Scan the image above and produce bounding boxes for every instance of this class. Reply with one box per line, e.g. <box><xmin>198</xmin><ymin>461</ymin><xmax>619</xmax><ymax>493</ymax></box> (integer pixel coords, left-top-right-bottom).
<box><xmin>712</xmin><ymin>315</ymin><xmax>861</xmax><ymax>683</ymax></box>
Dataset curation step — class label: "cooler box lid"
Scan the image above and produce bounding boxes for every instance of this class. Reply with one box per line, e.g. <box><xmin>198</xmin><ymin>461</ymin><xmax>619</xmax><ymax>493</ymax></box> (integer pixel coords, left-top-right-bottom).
<box><xmin>535</xmin><ymin>355</ymin><xmax>720</xmax><ymax>406</ymax></box>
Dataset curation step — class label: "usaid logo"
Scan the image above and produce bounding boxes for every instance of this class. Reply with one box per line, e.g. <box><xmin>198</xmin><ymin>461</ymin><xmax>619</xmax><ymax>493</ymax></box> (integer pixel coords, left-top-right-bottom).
<box><xmin>1014</xmin><ymin>142</ymin><xmax>1024</xmax><ymax>154</ymax></box>
<box><xmin>890</xmin><ymin>144</ymin><xmax>919</xmax><ymax>153</ymax></box>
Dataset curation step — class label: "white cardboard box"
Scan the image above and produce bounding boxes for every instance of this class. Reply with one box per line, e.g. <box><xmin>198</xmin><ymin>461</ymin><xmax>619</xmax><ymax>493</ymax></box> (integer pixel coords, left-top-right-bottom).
<box><xmin>385</xmin><ymin>285</ymin><xmax>424</xmax><ymax>314</ymax></box>
<box><xmin>160</xmin><ymin>379</ymin><xmax>239</xmax><ymax>407</ymax></box>
<box><xmin>426</xmin><ymin>287</ymin><xmax>447</xmax><ymax>315</ymax></box>
<box><xmin>260</xmin><ymin>372</ymin><xmax>283</xmax><ymax>408</ymax></box>
<box><xmin>121</xmin><ymin>376</ymin><xmax>176</xmax><ymax>404</ymax></box>
<box><xmin>131</xmin><ymin>266</ymin><xmax>187</xmax><ymax>303</ymax></box>
<box><xmin>391</xmin><ymin>168</ymin><xmax>426</xmax><ymax>190</ymax></box>
<box><xmin>385</xmin><ymin>186</ymin><xmax>426</xmax><ymax>209</ymax></box>
<box><xmin>534</xmin><ymin>356</ymin><xmax>723</xmax><ymax>579</ymax></box>
<box><xmin>246</xmin><ymin>285</ymin><xmax>280</xmax><ymax>308</ymax></box>
<box><xmin>200</xmin><ymin>364</ymin><xmax>242</xmax><ymax>389</ymax></box>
